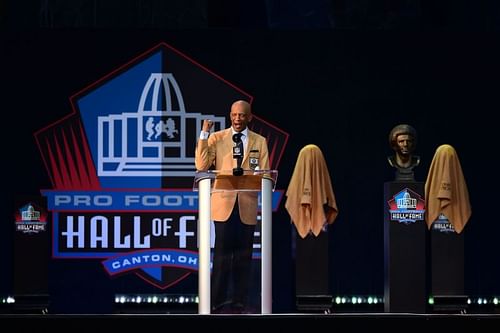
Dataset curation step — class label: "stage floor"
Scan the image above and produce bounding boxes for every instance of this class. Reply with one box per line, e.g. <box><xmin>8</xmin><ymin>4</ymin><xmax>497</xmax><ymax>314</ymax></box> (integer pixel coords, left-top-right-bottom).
<box><xmin>1</xmin><ymin>313</ymin><xmax>499</xmax><ymax>329</ymax></box>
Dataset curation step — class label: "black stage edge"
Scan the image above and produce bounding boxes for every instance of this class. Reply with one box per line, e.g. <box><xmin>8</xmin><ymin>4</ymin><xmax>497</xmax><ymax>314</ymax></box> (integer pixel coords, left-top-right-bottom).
<box><xmin>1</xmin><ymin>313</ymin><xmax>500</xmax><ymax>329</ymax></box>
<box><xmin>384</xmin><ymin>182</ymin><xmax>428</xmax><ymax>313</ymax></box>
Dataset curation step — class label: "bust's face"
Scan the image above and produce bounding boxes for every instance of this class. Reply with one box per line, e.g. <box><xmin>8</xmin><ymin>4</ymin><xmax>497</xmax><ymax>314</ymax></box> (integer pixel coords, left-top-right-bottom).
<box><xmin>396</xmin><ymin>134</ymin><xmax>414</xmax><ymax>155</ymax></box>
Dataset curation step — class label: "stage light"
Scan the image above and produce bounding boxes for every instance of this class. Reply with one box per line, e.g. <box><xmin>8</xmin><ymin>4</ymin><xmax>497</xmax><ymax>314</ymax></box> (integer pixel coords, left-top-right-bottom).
<box><xmin>332</xmin><ymin>295</ymin><xmax>384</xmax><ymax>306</ymax></box>
<box><xmin>1</xmin><ymin>296</ymin><xmax>16</xmax><ymax>304</ymax></box>
<box><xmin>114</xmin><ymin>294</ymin><xmax>198</xmax><ymax>314</ymax></box>
<box><xmin>454</xmin><ymin>296</ymin><xmax>500</xmax><ymax>313</ymax></box>
<box><xmin>330</xmin><ymin>295</ymin><xmax>384</xmax><ymax>313</ymax></box>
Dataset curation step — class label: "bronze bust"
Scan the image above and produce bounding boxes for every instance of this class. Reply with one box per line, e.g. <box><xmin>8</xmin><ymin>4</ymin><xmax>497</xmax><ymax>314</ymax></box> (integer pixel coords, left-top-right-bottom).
<box><xmin>388</xmin><ymin>124</ymin><xmax>420</xmax><ymax>181</ymax></box>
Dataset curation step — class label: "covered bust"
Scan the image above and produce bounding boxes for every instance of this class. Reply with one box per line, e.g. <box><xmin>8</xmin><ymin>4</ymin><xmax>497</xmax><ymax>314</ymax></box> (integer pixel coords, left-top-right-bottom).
<box><xmin>285</xmin><ymin>144</ymin><xmax>338</xmax><ymax>238</ymax></box>
<box><xmin>425</xmin><ymin>144</ymin><xmax>472</xmax><ymax>234</ymax></box>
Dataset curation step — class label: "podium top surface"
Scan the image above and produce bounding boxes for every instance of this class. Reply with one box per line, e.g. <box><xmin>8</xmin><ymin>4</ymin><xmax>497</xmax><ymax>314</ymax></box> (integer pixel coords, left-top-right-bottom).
<box><xmin>193</xmin><ymin>170</ymin><xmax>278</xmax><ymax>192</ymax></box>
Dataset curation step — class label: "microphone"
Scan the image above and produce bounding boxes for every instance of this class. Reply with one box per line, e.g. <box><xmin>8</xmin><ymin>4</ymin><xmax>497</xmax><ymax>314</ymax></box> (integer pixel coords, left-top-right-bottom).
<box><xmin>232</xmin><ymin>133</ymin><xmax>244</xmax><ymax>176</ymax></box>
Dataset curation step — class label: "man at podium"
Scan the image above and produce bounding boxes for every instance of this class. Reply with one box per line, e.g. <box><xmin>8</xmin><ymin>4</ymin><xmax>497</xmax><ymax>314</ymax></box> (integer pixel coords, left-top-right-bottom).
<box><xmin>195</xmin><ymin>100</ymin><xmax>270</xmax><ymax>313</ymax></box>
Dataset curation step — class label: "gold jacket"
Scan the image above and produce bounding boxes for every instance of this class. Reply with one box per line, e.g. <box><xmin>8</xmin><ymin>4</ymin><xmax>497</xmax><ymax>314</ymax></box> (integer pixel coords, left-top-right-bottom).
<box><xmin>195</xmin><ymin>128</ymin><xmax>270</xmax><ymax>225</ymax></box>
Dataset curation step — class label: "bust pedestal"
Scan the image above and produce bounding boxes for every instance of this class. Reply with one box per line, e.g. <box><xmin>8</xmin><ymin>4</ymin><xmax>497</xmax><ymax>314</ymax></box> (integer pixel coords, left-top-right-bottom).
<box><xmin>383</xmin><ymin>181</ymin><xmax>428</xmax><ymax>313</ymax></box>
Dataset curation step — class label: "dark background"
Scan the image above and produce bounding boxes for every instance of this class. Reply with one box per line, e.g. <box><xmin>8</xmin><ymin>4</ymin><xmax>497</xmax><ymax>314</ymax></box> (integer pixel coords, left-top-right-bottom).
<box><xmin>1</xmin><ymin>0</ymin><xmax>499</xmax><ymax>313</ymax></box>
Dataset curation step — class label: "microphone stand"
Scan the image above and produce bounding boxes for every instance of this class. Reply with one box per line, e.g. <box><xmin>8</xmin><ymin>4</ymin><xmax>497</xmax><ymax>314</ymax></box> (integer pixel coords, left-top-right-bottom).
<box><xmin>232</xmin><ymin>133</ymin><xmax>244</xmax><ymax>176</ymax></box>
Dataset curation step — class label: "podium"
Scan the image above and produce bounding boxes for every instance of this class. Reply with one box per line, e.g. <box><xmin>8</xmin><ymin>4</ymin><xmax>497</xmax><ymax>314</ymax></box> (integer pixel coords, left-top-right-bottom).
<box><xmin>384</xmin><ymin>182</ymin><xmax>428</xmax><ymax>313</ymax></box>
<box><xmin>194</xmin><ymin>169</ymin><xmax>278</xmax><ymax>314</ymax></box>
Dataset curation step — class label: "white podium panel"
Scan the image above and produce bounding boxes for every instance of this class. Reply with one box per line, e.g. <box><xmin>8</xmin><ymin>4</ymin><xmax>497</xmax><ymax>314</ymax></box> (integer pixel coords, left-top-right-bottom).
<box><xmin>194</xmin><ymin>170</ymin><xmax>277</xmax><ymax>314</ymax></box>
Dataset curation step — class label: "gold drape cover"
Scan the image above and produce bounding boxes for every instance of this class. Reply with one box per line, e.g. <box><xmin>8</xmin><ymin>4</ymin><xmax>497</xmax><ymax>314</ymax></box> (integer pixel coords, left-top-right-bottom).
<box><xmin>425</xmin><ymin>144</ymin><xmax>471</xmax><ymax>234</ymax></box>
<box><xmin>285</xmin><ymin>144</ymin><xmax>338</xmax><ymax>238</ymax></box>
